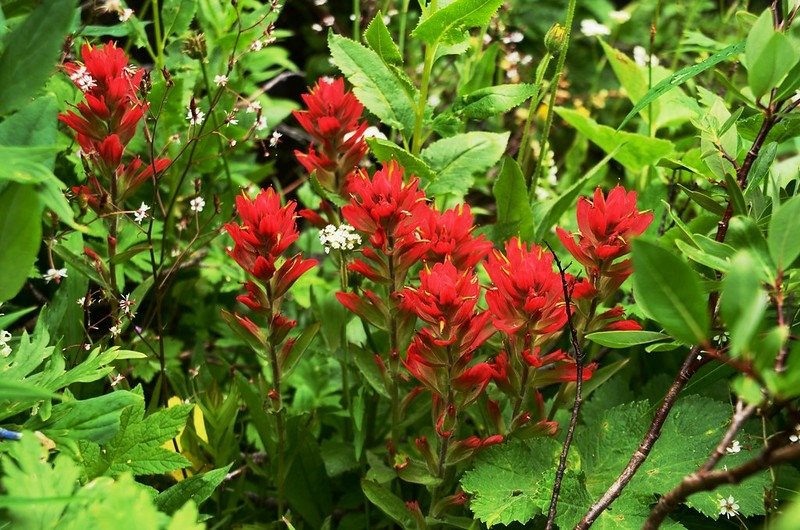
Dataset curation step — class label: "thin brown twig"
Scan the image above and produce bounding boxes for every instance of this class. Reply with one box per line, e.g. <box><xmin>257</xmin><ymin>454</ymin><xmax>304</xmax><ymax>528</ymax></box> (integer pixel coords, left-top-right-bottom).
<box><xmin>544</xmin><ymin>243</ymin><xmax>584</xmax><ymax>530</ymax></box>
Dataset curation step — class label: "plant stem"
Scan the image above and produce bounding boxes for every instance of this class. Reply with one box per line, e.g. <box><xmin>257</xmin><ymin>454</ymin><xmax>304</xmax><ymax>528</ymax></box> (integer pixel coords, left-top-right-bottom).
<box><xmin>544</xmin><ymin>244</ymin><xmax>584</xmax><ymax>530</ymax></box>
<box><xmin>398</xmin><ymin>0</ymin><xmax>412</xmax><ymax>58</ymax></box>
<box><xmin>353</xmin><ymin>0</ymin><xmax>360</xmax><ymax>41</ymax></box>
<box><xmin>527</xmin><ymin>0</ymin><xmax>577</xmax><ymax>201</ymax></box>
<box><xmin>411</xmin><ymin>43</ymin><xmax>436</xmax><ymax>155</ymax></box>
<box><xmin>387</xmin><ymin>250</ymin><xmax>402</xmax><ymax>446</ymax></box>
<box><xmin>518</xmin><ymin>54</ymin><xmax>552</xmax><ymax>172</ymax></box>
<box><xmin>339</xmin><ymin>251</ymin><xmax>353</xmax><ymax>439</ymax></box>
<box><xmin>151</xmin><ymin>0</ymin><xmax>165</xmax><ymax>68</ymax></box>
<box><xmin>268</xmin><ymin>340</ymin><xmax>286</xmax><ymax>521</ymax></box>
<box><xmin>198</xmin><ymin>60</ymin><xmax>235</xmax><ymax>209</ymax></box>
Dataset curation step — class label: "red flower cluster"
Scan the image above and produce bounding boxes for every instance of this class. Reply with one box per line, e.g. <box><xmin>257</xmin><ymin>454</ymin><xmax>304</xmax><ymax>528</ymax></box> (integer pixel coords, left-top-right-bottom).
<box><xmin>416</xmin><ymin>204</ymin><xmax>493</xmax><ymax>269</ymax></box>
<box><xmin>59</xmin><ymin>42</ymin><xmax>170</xmax><ymax>208</ymax></box>
<box><xmin>557</xmin><ymin>186</ymin><xmax>653</xmax><ymax>289</ymax></box>
<box><xmin>225</xmin><ymin>188</ymin><xmax>318</xmax><ymax>300</ymax></box>
<box><xmin>293</xmin><ymin>77</ymin><xmax>369</xmax><ymax>194</ymax></box>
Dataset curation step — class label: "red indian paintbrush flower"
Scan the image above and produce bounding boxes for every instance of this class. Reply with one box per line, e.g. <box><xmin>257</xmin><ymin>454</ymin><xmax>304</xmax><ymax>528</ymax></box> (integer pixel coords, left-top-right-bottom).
<box><xmin>293</xmin><ymin>77</ymin><xmax>369</xmax><ymax>194</ymax></box>
<box><xmin>225</xmin><ymin>188</ymin><xmax>317</xmax><ymax>298</ymax></box>
<box><xmin>416</xmin><ymin>204</ymin><xmax>493</xmax><ymax>269</ymax></box>
<box><xmin>484</xmin><ymin>237</ymin><xmax>575</xmax><ymax>338</ymax></box>
<box><xmin>556</xmin><ymin>186</ymin><xmax>653</xmax><ymax>285</ymax></box>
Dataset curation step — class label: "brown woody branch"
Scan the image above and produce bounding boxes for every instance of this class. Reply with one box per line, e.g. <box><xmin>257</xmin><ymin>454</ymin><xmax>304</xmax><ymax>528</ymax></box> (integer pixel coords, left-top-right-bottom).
<box><xmin>544</xmin><ymin>244</ymin><xmax>585</xmax><ymax>530</ymax></box>
<box><xmin>643</xmin><ymin>440</ymin><xmax>800</xmax><ymax>529</ymax></box>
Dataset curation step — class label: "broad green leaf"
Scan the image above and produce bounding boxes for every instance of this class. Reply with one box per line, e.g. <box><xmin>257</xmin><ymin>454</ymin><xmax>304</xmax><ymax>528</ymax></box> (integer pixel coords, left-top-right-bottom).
<box><xmin>156</xmin><ymin>465</ymin><xmax>232</xmax><ymax>514</ymax></box>
<box><xmin>0</xmin><ymin>0</ymin><xmax>77</xmax><ymax>114</ymax></box>
<box><xmin>492</xmin><ymin>157</ymin><xmax>534</xmax><ymax>242</ymax></box>
<box><xmin>366</xmin><ymin>138</ymin><xmax>436</xmax><ymax>182</ymax></box>
<box><xmin>720</xmin><ymin>252</ymin><xmax>768</xmax><ymax>357</ymax></box>
<box><xmin>161</xmin><ymin>0</ymin><xmax>196</xmax><ymax>40</ymax></box>
<box><xmin>460</xmin><ymin>438</ymin><xmax>561</xmax><ymax>527</ymax></box>
<box><xmin>533</xmin><ymin>148</ymin><xmax>616</xmax><ymax>242</ymax></box>
<box><xmin>739</xmin><ymin>113</ymin><xmax>800</xmax><ymax>144</ymax></box>
<box><xmin>618</xmin><ymin>41</ymin><xmax>745</xmax><ymax>129</ymax></box>
<box><xmin>0</xmin><ymin>379</ymin><xmax>60</xmax><ymax>401</ymax></box>
<box><xmin>329</xmin><ymin>33</ymin><xmax>417</xmax><ymax>136</ymax></box>
<box><xmin>422</xmin><ymin>131</ymin><xmax>509</xmax><ymax>198</ymax></box>
<box><xmin>555</xmin><ymin>108</ymin><xmax>674</xmax><ymax>172</ymax></box>
<box><xmin>1</xmin><ymin>435</ymin><xmax>79</xmax><ymax>528</ymax></box>
<box><xmin>0</xmin><ymin>95</ymin><xmax>58</xmax><ymax>153</ymax></box>
<box><xmin>586</xmin><ymin>331</ymin><xmax>671</xmax><ymax>348</ymax></box>
<box><xmin>745</xmin><ymin>10</ymin><xmax>799</xmax><ymax>98</ymax></box>
<box><xmin>285</xmin><ymin>422</ymin><xmax>333</xmax><ymax>528</ymax></box>
<box><xmin>0</xmin><ymin>184</ymin><xmax>43</xmax><ymax>302</ymax></box>
<box><xmin>632</xmin><ymin>239</ymin><xmax>709</xmax><ymax>345</ymax></box>
<box><xmin>768</xmin><ymin>194</ymin><xmax>800</xmax><ymax>269</ymax></box>
<box><xmin>0</xmin><ymin>306</ymin><xmax>35</xmax><ymax>328</ymax></box>
<box><xmin>361</xmin><ymin>479</ymin><xmax>415</xmax><ymax>529</ymax></box>
<box><xmin>728</xmin><ymin>216</ymin><xmax>775</xmax><ymax>282</ymax></box>
<box><xmin>364</xmin><ymin>12</ymin><xmax>402</xmax><ymax>65</ymax></box>
<box><xmin>745</xmin><ymin>141</ymin><xmax>777</xmax><ymax>195</ymax></box>
<box><xmin>458</xmin><ymin>84</ymin><xmax>538</xmax><ymax>120</ymax></box>
<box><xmin>412</xmin><ymin>0</ymin><xmax>504</xmax><ymax>46</ymax></box>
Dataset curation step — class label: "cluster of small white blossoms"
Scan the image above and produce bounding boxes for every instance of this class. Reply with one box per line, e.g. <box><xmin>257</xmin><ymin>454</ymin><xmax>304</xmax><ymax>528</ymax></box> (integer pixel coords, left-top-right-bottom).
<box><xmin>319</xmin><ymin>224</ymin><xmax>361</xmax><ymax>254</ymax></box>
<box><xmin>69</xmin><ymin>66</ymin><xmax>97</xmax><ymax>92</ymax></box>
<box><xmin>633</xmin><ymin>45</ymin><xmax>660</xmax><ymax>67</ymax></box>
<box><xmin>580</xmin><ymin>19</ymin><xmax>611</xmax><ymax>37</ymax></box>
<box><xmin>100</xmin><ymin>1</ymin><xmax>133</xmax><ymax>22</ymax></box>
<box><xmin>312</xmin><ymin>15</ymin><xmax>336</xmax><ymax>32</ymax></box>
<box><xmin>609</xmin><ymin>10</ymin><xmax>631</xmax><ymax>24</ymax></box>
<box><xmin>43</xmin><ymin>268</ymin><xmax>68</xmax><ymax>283</ymax></box>
<box><xmin>119</xmin><ymin>293</ymin><xmax>135</xmax><ymax>316</ymax></box>
<box><xmin>725</xmin><ymin>440</ymin><xmax>742</xmax><ymax>454</ymax></box>
<box><xmin>718</xmin><ymin>495</ymin><xmax>740</xmax><ymax>518</ymax></box>
<box><xmin>790</xmin><ymin>424</ymin><xmax>800</xmax><ymax>443</ymax></box>
<box><xmin>214</xmin><ymin>74</ymin><xmax>229</xmax><ymax>87</ymax></box>
<box><xmin>186</xmin><ymin>107</ymin><xmax>205</xmax><ymax>126</ymax></box>
<box><xmin>0</xmin><ymin>305</ymin><xmax>11</xmax><ymax>358</ymax></box>
<box><xmin>190</xmin><ymin>197</ymin><xmax>205</xmax><ymax>213</ymax></box>
<box><xmin>134</xmin><ymin>202</ymin><xmax>150</xmax><ymax>224</ymax></box>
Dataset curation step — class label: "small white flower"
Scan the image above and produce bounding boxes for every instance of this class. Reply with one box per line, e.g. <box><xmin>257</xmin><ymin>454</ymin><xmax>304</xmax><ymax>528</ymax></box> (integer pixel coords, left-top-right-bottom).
<box><xmin>256</xmin><ymin>116</ymin><xmax>268</xmax><ymax>131</ymax></box>
<box><xmin>633</xmin><ymin>45</ymin><xmax>660</xmax><ymax>67</ymax></box>
<box><xmin>246</xmin><ymin>100</ymin><xmax>262</xmax><ymax>113</ymax></box>
<box><xmin>322</xmin><ymin>15</ymin><xmax>335</xmax><ymax>27</ymax></box>
<box><xmin>506</xmin><ymin>51</ymin><xmax>521</xmax><ymax>65</ymax></box>
<box><xmin>119</xmin><ymin>8</ymin><xmax>134</xmax><ymax>22</ymax></box>
<box><xmin>229</xmin><ymin>139</ymin><xmax>237</xmax><ymax>147</ymax></box>
<box><xmin>427</xmin><ymin>94</ymin><xmax>441</xmax><ymax>107</ymax></box>
<box><xmin>214</xmin><ymin>74</ymin><xmax>229</xmax><ymax>87</ymax></box>
<box><xmin>580</xmin><ymin>19</ymin><xmax>611</xmax><ymax>37</ymax></box>
<box><xmin>718</xmin><ymin>495</ymin><xmax>740</xmax><ymax>519</ymax></box>
<box><xmin>520</xmin><ymin>54</ymin><xmax>533</xmax><ymax>66</ymax></box>
<box><xmin>109</xmin><ymin>324</ymin><xmax>122</xmax><ymax>337</ymax></box>
<box><xmin>483</xmin><ymin>33</ymin><xmax>492</xmax><ymax>45</ymax></box>
<box><xmin>226</xmin><ymin>112</ymin><xmax>239</xmax><ymax>126</ymax></box>
<box><xmin>363</xmin><ymin>126</ymin><xmax>387</xmax><ymax>141</ymax></box>
<box><xmin>319</xmin><ymin>224</ymin><xmax>362</xmax><ymax>254</ymax></box>
<box><xmin>69</xmin><ymin>65</ymin><xmax>97</xmax><ymax>92</ymax></box>
<box><xmin>133</xmin><ymin>202</ymin><xmax>150</xmax><ymax>224</ymax></box>
<box><xmin>609</xmin><ymin>10</ymin><xmax>631</xmax><ymax>24</ymax></box>
<box><xmin>502</xmin><ymin>31</ymin><xmax>524</xmax><ymax>44</ymax></box>
<box><xmin>169</xmin><ymin>133</ymin><xmax>182</xmax><ymax>144</ymax></box>
<box><xmin>43</xmin><ymin>268</ymin><xmax>68</xmax><ymax>283</ymax></box>
<box><xmin>725</xmin><ymin>440</ymin><xmax>741</xmax><ymax>454</ymax></box>
<box><xmin>0</xmin><ymin>330</ymin><xmax>12</xmax><ymax>357</ymax></box>
<box><xmin>269</xmin><ymin>131</ymin><xmax>282</xmax><ymax>147</ymax></box>
<box><xmin>186</xmin><ymin>107</ymin><xmax>205</xmax><ymax>126</ymax></box>
<box><xmin>250</xmin><ymin>39</ymin><xmax>264</xmax><ymax>52</ymax></box>
<box><xmin>790</xmin><ymin>425</ymin><xmax>800</xmax><ymax>443</ymax></box>
<box><xmin>311</xmin><ymin>23</ymin><xmax>323</xmax><ymax>32</ymax></box>
<box><xmin>190</xmin><ymin>197</ymin><xmax>205</xmax><ymax>213</ymax></box>
<box><xmin>119</xmin><ymin>293</ymin><xmax>135</xmax><ymax>316</ymax></box>
<box><xmin>320</xmin><ymin>76</ymin><xmax>335</xmax><ymax>85</ymax></box>
<box><xmin>314</xmin><ymin>0</ymin><xmax>327</xmax><ymax>4</ymax></box>
<box><xmin>100</xmin><ymin>0</ymin><xmax>122</xmax><ymax>12</ymax></box>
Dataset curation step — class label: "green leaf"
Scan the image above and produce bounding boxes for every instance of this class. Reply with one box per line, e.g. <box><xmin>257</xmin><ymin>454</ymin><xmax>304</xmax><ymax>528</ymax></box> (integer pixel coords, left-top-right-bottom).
<box><xmin>361</xmin><ymin>478</ymin><xmax>415</xmax><ymax>529</ymax></box>
<box><xmin>422</xmin><ymin>131</ymin><xmax>509</xmax><ymax>198</ymax></box>
<box><xmin>0</xmin><ymin>95</ymin><xmax>59</xmax><ymax>151</ymax></box>
<box><xmin>555</xmin><ymin>108</ymin><xmax>674</xmax><ymax>172</ymax></box>
<box><xmin>458</xmin><ymin>84</ymin><xmax>538</xmax><ymax>120</ymax></box>
<box><xmin>285</xmin><ymin>422</ymin><xmax>333</xmax><ymax>528</ymax></box>
<box><xmin>0</xmin><ymin>379</ymin><xmax>60</xmax><ymax>401</ymax></box>
<box><xmin>0</xmin><ymin>0</ymin><xmax>77</xmax><ymax>114</ymax></box>
<box><xmin>329</xmin><ymin>33</ymin><xmax>417</xmax><ymax>136</ymax></box>
<box><xmin>586</xmin><ymin>331</ymin><xmax>671</xmax><ymax>348</ymax></box>
<box><xmin>632</xmin><ymin>239</ymin><xmax>709</xmax><ymax>345</ymax></box>
<box><xmin>364</xmin><ymin>12</ymin><xmax>402</xmax><ymax>65</ymax></box>
<box><xmin>768</xmin><ymin>194</ymin><xmax>800</xmax><ymax>269</ymax></box>
<box><xmin>281</xmin><ymin>322</ymin><xmax>320</xmax><ymax>378</ymax></box>
<box><xmin>412</xmin><ymin>0</ymin><xmax>504</xmax><ymax>46</ymax></box>
<box><xmin>366</xmin><ymin>138</ymin><xmax>436</xmax><ymax>182</ymax></box>
<box><xmin>0</xmin><ymin>184</ymin><xmax>43</xmax><ymax>302</ymax></box>
<box><xmin>720</xmin><ymin>252</ymin><xmax>768</xmax><ymax>358</ymax></box>
<box><xmin>161</xmin><ymin>0</ymin><xmax>196</xmax><ymax>40</ymax></box>
<box><xmin>745</xmin><ymin>10</ymin><xmax>799</xmax><ymax>98</ymax></box>
<box><xmin>493</xmin><ymin>157</ymin><xmax>534</xmax><ymax>242</ymax></box>
<box><xmin>618</xmin><ymin>41</ymin><xmax>745</xmax><ymax>129</ymax></box>
<box><xmin>155</xmin><ymin>465</ymin><xmax>232</xmax><ymax>514</ymax></box>
<box><xmin>460</xmin><ymin>438</ymin><xmax>561</xmax><ymax>526</ymax></box>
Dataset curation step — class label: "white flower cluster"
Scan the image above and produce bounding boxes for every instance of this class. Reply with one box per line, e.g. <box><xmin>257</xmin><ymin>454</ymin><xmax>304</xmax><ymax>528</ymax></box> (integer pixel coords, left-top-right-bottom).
<box><xmin>580</xmin><ymin>19</ymin><xmax>611</xmax><ymax>37</ymax></box>
<box><xmin>70</xmin><ymin>65</ymin><xmax>97</xmax><ymax>92</ymax></box>
<box><xmin>725</xmin><ymin>440</ymin><xmax>741</xmax><ymax>454</ymax></box>
<box><xmin>43</xmin><ymin>268</ymin><xmax>68</xmax><ymax>283</ymax></box>
<box><xmin>0</xmin><ymin>329</ymin><xmax>11</xmax><ymax>357</ymax></box>
<box><xmin>790</xmin><ymin>424</ymin><xmax>800</xmax><ymax>443</ymax></box>
<box><xmin>633</xmin><ymin>46</ymin><xmax>660</xmax><ymax>67</ymax></box>
<box><xmin>319</xmin><ymin>224</ymin><xmax>361</xmax><ymax>254</ymax></box>
<box><xmin>718</xmin><ymin>495</ymin><xmax>740</xmax><ymax>518</ymax></box>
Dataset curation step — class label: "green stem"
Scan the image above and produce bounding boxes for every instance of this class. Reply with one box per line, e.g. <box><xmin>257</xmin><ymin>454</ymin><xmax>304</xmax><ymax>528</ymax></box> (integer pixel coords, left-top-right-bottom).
<box><xmin>353</xmin><ymin>0</ymin><xmax>361</xmax><ymax>41</ymax></box>
<box><xmin>268</xmin><ymin>340</ymin><xmax>286</xmax><ymax>521</ymax></box>
<box><xmin>198</xmin><ymin>60</ymin><xmax>235</xmax><ymax>208</ymax></box>
<box><xmin>528</xmin><ymin>0</ymin><xmax>578</xmax><ymax>201</ymax></box>
<box><xmin>411</xmin><ymin>43</ymin><xmax>437</xmax><ymax>155</ymax></box>
<box><xmin>518</xmin><ymin>53</ymin><xmax>553</xmax><ymax>174</ymax></box>
<box><xmin>151</xmin><ymin>0</ymin><xmax>165</xmax><ymax>68</ymax></box>
<box><xmin>339</xmin><ymin>251</ymin><xmax>353</xmax><ymax>439</ymax></box>
<box><xmin>398</xmin><ymin>0</ymin><xmax>412</xmax><ymax>58</ymax></box>
<box><xmin>387</xmin><ymin>251</ymin><xmax>402</xmax><ymax>446</ymax></box>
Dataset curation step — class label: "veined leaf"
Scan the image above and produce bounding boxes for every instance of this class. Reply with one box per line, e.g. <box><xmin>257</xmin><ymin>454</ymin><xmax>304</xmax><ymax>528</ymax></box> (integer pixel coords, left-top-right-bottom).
<box><xmin>364</xmin><ymin>12</ymin><xmax>402</xmax><ymax>65</ymax></box>
<box><xmin>412</xmin><ymin>0</ymin><xmax>504</xmax><ymax>46</ymax></box>
<box><xmin>422</xmin><ymin>131</ymin><xmax>509</xmax><ymax>198</ymax></box>
<box><xmin>458</xmin><ymin>84</ymin><xmax>538</xmax><ymax>120</ymax></box>
<box><xmin>586</xmin><ymin>331</ymin><xmax>671</xmax><ymax>348</ymax></box>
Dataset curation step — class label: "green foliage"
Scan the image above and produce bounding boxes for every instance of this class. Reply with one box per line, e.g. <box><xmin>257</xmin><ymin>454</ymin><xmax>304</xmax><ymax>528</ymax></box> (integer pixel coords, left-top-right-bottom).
<box><xmin>745</xmin><ymin>10</ymin><xmax>799</xmax><ymax>99</ymax></box>
<box><xmin>422</xmin><ymin>131</ymin><xmax>509</xmax><ymax>197</ymax></box>
<box><xmin>411</xmin><ymin>0</ymin><xmax>504</xmax><ymax>46</ymax></box>
<box><xmin>768</xmin><ymin>195</ymin><xmax>800</xmax><ymax>269</ymax></box>
<box><xmin>493</xmin><ymin>157</ymin><xmax>534</xmax><ymax>241</ymax></box>
<box><xmin>0</xmin><ymin>184</ymin><xmax>42</xmax><ymax>301</ymax></box>
<box><xmin>457</xmin><ymin>84</ymin><xmax>539</xmax><ymax>120</ymax></box>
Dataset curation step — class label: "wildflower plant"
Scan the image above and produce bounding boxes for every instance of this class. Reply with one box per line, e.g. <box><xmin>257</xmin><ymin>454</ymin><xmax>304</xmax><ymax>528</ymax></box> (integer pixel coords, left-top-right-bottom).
<box><xmin>1</xmin><ymin>0</ymin><xmax>799</xmax><ymax>529</ymax></box>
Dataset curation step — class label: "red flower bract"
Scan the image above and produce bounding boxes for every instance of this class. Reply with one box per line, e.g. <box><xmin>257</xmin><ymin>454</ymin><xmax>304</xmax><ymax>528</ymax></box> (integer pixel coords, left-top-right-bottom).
<box><xmin>484</xmin><ymin>237</ymin><xmax>570</xmax><ymax>338</ymax></box>
<box><xmin>416</xmin><ymin>204</ymin><xmax>493</xmax><ymax>268</ymax></box>
<box><xmin>556</xmin><ymin>186</ymin><xmax>653</xmax><ymax>277</ymax></box>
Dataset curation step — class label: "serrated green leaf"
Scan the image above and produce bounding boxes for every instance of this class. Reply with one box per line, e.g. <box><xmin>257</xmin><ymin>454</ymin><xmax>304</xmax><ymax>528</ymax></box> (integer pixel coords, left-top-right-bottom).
<box><xmin>412</xmin><ymin>0</ymin><xmax>503</xmax><ymax>46</ymax></box>
<box><xmin>161</xmin><ymin>0</ymin><xmax>196</xmax><ymax>40</ymax></box>
<box><xmin>768</xmin><ymin>194</ymin><xmax>800</xmax><ymax>269</ymax></box>
<box><xmin>459</xmin><ymin>84</ymin><xmax>538</xmax><ymax>120</ymax></box>
<box><xmin>364</xmin><ymin>12</ymin><xmax>402</xmax><ymax>65</ymax></box>
<box><xmin>422</xmin><ymin>131</ymin><xmax>509</xmax><ymax>198</ymax></box>
<box><xmin>329</xmin><ymin>33</ymin><xmax>417</xmax><ymax>136</ymax></box>
<box><xmin>632</xmin><ymin>239</ymin><xmax>709</xmax><ymax>345</ymax></box>
<box><xmin>555</xmin><ymin>108</ymin><xmax>674</xmax><ymax>172</ymax></box>
<box><xmin>366</xmin><ymin>137</ymin><xmax>436</xmax><ymax>182</ymax></box>
<box><xmin>0</xmin><ymin>0</ymin><xmax>77</xmax><ymax>114</ymax></box>
<box><xmin>156</xmin><ymin>465</ymin><xmax>232</xmax><ymax>514</ymax></box>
